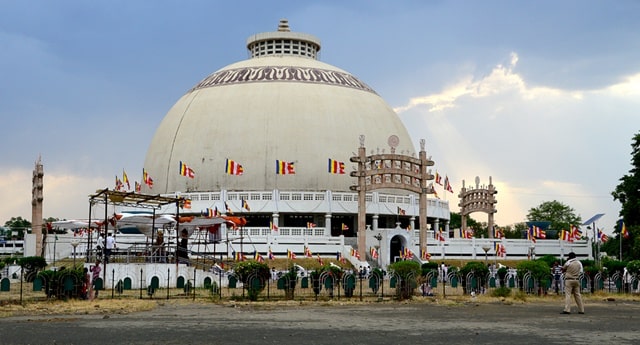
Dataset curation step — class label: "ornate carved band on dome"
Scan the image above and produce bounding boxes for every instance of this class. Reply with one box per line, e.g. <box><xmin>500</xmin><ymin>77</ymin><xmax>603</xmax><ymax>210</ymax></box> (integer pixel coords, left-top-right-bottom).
<box><xmin>189</xmin><ymin>66</ymin><xmax>377</xmax><ymax>94</ymax></box>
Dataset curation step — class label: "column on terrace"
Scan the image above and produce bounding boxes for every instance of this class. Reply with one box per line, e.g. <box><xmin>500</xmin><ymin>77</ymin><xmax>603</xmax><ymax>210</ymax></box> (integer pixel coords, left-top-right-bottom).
<box><xmin>272</xmin><ymin>213</ymin><xmax>280</xmax><ymax>229</ymax></box>
<box><xmin>410</xmin><ymin>216</ymin><xmax>415</xmax><ymax>233</ymax></box>
<box><xmin>325</xmin><ymin>213</ymin><xmax>332</xmax><ymax>236</ymax></box>
<box><xmin>372</xmin><ymin>214</ymin><xmax>379</xmax><ymax>231</ymax></box>
<box><xmin>434</xmin><ymin>219</ymin><xmax>440</xmax><ymax>234</ymax></box>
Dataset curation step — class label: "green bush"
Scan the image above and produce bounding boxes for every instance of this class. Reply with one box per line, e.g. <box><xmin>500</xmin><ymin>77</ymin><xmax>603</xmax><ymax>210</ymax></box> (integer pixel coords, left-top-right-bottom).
<box><xmin>389</xmin><ymin>260</ymin><xmax>420</xmax><ymax>300</ymax></box>
<box><xmin>627</xmin><ymin>260</ymin><xmax>640</xmax><ymax>276</ymax></box>
<box><xmin>491</xmin><ymin>286</ymin><xmax>511</xmax><ymax>298</ymax></box>
<box><xmin>233</xmin><ymin>260</ymin><xmax>270</xmax><ymax>301</ymax></box>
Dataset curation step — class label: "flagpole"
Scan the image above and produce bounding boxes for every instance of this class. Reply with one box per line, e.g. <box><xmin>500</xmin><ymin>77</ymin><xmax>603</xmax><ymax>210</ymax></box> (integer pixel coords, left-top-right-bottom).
<box><xmin>619</xmin><ymin>221</ymin><xmax>622</xmax><ymax>261</ymax></box>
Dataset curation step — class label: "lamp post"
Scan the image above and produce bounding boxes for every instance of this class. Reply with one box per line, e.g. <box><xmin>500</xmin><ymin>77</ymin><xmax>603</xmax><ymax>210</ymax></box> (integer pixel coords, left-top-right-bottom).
<box><xmin>373</xmin><ymin>233</ymin><xmax>383</xmax><ymax>267</ymax></box>
<box><xmin>71</xmin><ymin>239</ymin><xmax>80</xmax><ymax>267</ymax></box>
<box><xmin>482</xmin><ymin>245</ymin><xmax>490</xmax><ymax>265</ymax></box>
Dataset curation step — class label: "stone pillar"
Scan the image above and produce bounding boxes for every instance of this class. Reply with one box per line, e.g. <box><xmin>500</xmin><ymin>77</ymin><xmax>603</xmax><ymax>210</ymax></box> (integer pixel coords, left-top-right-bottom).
<box><xmin>31</xmin><ymin>157</ymin><xmax>44</xmax><ymax>257</ymax></box>
<box><xmin>372</xmin><ymin>214</ymin><xmax>379</xmax><ymax>231</ymax></box>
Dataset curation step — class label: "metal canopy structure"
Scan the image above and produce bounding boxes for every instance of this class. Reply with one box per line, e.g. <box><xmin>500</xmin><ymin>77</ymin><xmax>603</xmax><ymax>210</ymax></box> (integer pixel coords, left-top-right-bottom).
<box><xmin>89</xmin><ymin>188</ymin><xmax>183</xmax><ymax>209</ymax></box>
<box><xmin>86</xmin><ymin>188</ymin><xmax>184</xmax><ymax>263</ymax></box>
<box><xmin>582</xmin><ymin>213</ymin><xmax>605</xmax><ymax>226</ymax></box>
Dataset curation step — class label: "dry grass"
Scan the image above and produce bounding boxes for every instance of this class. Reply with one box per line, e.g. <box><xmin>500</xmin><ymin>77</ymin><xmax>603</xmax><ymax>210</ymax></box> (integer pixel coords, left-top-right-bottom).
<box><xmin>0</xmin><ymin>298</ymin><xmax>158</xmax><ymax>318</ymax></box>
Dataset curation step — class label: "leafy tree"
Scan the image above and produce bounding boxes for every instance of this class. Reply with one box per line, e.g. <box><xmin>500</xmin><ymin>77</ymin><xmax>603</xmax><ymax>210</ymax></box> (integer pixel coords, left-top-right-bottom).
<box><xmin>610</xmin><ymin>132</ymin><xmax>640</xmax><ymax>261</ymax></box>
<box><xmin>4</xmin><ymin>216</ymin><xmax>31</xmax><ymax>239</ymax></box>
<box><xmin>526</xmin><ymin>200</ymin><xmax>582</xmax><ymax>232</ymax></box>
<box><xmin>450</xmin><ymin>212</ymin><xmax>485</xmax><ymax>236</ymax></box>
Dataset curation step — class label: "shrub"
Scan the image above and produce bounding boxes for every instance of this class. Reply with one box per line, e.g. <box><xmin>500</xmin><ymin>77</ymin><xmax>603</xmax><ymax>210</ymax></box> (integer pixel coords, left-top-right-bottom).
<box><xmin>233</xmin><ymin>260</ymin><xmax>270</xmax><ymax>301</ymax></box>
<box><xmin>389</xmin><ymin>260</ymin><xmax>420</xmax><ymax>300</ymax></box>
<box><xmin>491</xmin><ymin>286</ymin><xmax>511</xmax><ymax>298</ymax></box>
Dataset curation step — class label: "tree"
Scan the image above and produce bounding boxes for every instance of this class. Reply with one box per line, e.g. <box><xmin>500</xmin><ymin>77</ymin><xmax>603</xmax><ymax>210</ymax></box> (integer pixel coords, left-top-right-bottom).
<box><xmin>609</xmin><ymin>132</ymin><xmax>640</xmax><ymax>260</ymax></box>
<box><xmin>4</xmin><ymin>217</ymin><xmax>31</xmax><ymax>239</ymax></box>
<box><xmin>526</xmin><ymin>200</ymin><xmax>581</xmax><ymax>231</ymax></box>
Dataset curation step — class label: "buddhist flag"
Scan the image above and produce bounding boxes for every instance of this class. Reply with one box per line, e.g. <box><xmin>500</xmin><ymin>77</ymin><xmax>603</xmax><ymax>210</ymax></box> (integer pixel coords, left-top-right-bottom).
<box><xmin>225</xmin><ymin>202</ymin><xmax>232</xmax><ymax>214</ymax></box>
<box><xmin>560</xmin><ymin>230</ymin><xmax>573</xmax><ymax>242</ymax></box>
<box><xmin>435</xmin><ymin>171</ymin><xmax>443</xmax><ymax>185</ymax></box>
<box><xmin>304</xmin><ymin>246</ymin><xmax>312</xmax><ymax>257</ymax></box>
<box><xmin>370</xmin><ymin>247</ymin><xmax>379</xmax><ymax>259</ymax></box>
<box><xmin>115</xmin><ymin>176</ymin><xmax>123</xmax><ymax>191</ymax></box>
<box><xmin>254</xmin><ymin>251</ymin><xmax>265</xmax><ymax>263</ymax></box>
<box><xmin>143</xmin><ymin>169</ymin><xmax>153</xmax><ymax>188</ymax></box>
<box><xmin>306</xmin><ymin>222</ymin><xmax>316</xmax><ymax>229</ymax></box>
<box><xmin>341</xmin><ymin>223</ymin><xmax>349</xmax><ymax>231</ymax></box>
<box><xmin>421</xmin><ymin>249</ymin><xmax>431</xmax><ymax>261</ymax></box>
<box><xmin>598</xmin><ymin>229</ymin><xmax>609</xmax><ymax>243</ymax></box>
<box><xmin>444</xmin><ymin>176</ymin><xmax>454</xmax><ymax>193</ymax></box>
<box><xmin>317</xmin><ymin>254</ymin><xmax>324</xmax><ymax>266</ymax></box>
<box><xmin>225</xmin><ymin>159</ymin><xmax>244</xmax><ymax>175</ymax></box>
<box><xmin>179</xmin><ymin>161</ymin><xmax>195</xmax><ymax>178</ymax></box>
<box><xmin>134</xmin><ymin>181</ymin><xmax>141</xmax><ymax>193</ymax></box>
<box><xmin>621</xmin><ymin>221</ymin><xmax>629</xmax><ymax>239</ymax></box>
<box><xmin>268</xmin><ymin>248</ymin><xmax>275</xmax><ymax>260</ymax></box>
<box><xmin>328</xmin><ymin>158</ymin><xmax>345</xmax><ymax>174</ymax></box>
<box><xmin>287</xmin><ymin>249</ymin><xmax>297</xmax><ymax>260</ymax></box>
<box><xmin>276</xmin><ymin>160</ymin><xmax>295</xmax><ymax>175</ymax></box>
<box><xmin>123</xmin><ymin>170</ymin><xmax>130</xmax><ymax>190</ymax></box>
<box><xmin>350</xmin><ymin>248</ymin><xmax>360</xmax><ymax>259</ymax></box>
<box><xmin>241</xmin><ymin>199</ymin><xmax>250</xmax><ymax>212</ymax></box>
<box><xmin>270</xmin><ymin>222</ymin><xmax>279</xmax><ymax>231</ymax></box>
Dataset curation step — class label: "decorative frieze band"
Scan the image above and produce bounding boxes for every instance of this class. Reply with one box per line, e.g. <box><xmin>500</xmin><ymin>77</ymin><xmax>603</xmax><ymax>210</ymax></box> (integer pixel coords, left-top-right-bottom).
<box><xmin>189</xmin><ymin>66</ymin><xmax>376</xmax><ymax>94</ymax></box>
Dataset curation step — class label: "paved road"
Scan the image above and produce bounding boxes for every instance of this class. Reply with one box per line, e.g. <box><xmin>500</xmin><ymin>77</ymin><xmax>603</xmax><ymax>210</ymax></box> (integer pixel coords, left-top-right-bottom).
<box><xmin>1</xmin><ymin>300</ymin><xmax>640</xmax><ymax>344</ymax></box>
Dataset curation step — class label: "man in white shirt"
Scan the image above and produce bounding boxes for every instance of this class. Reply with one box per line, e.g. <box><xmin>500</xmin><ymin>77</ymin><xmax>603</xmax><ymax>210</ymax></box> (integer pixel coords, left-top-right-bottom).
<box><xmin>105</xmin><ymin>232</ymin><xmax>116</xmax><ymax>264</ymax></box>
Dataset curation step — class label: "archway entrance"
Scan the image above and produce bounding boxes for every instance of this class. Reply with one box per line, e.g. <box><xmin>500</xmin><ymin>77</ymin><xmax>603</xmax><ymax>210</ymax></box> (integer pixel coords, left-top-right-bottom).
<box><xmin>390</xmin><ymin>235</ymin><xmax>405</xmax><ymax>263</ymax></box>
<box><xmin>459</xmin><ymin>176</ymin><xmax>498</xmax><ymax>237</ymax></box>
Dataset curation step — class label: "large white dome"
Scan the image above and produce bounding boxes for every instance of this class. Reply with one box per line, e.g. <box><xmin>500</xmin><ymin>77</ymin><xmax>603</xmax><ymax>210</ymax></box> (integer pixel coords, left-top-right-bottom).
<box><xmin>143</xmin><ymin>20</ymin><xmax>415</xmax><ymax>194</ymax></box>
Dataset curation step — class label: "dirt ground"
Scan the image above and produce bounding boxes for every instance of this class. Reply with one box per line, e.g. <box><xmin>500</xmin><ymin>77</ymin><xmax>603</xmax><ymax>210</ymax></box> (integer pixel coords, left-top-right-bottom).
<box><xmin>1</xmin><ymin>296</ymin><xmax>639</xmax><ymax>345</ymax></box>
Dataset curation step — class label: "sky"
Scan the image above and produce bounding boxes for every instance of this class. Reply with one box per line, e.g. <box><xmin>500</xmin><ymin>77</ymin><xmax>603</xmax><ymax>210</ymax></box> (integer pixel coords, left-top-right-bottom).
<box><xmin>2</xmin><ymin>1</ymin><xmax>639</xmax><ymax>236</ymax></box>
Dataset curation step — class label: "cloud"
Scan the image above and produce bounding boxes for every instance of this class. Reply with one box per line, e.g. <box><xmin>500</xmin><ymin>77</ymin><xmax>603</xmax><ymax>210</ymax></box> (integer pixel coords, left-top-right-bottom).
<box><xmin>394</xmin><ymin>52</ymin><xmax>584</xmax><ymax>114</ymax></box>
<box><xmin>394</xmin><ymin>52</ymin><xmax>635</xmax><ymax>230</ymax></box>
<box><xmin>0</xmin><ymin>168</ymin><xmax>110</xmax><ymax>224</ymax></box>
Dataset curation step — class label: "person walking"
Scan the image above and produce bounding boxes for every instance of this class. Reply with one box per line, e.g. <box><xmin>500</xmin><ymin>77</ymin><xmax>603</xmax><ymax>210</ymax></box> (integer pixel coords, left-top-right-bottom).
<box><xmin>89</xmin><ymin>260</ymin><xmax>102</xmax><ymax>300</ymax></box>
<box><xmin>561</xmin><ymin>252</ymin><xmax>584</xmax><ymax>314</ymax></box>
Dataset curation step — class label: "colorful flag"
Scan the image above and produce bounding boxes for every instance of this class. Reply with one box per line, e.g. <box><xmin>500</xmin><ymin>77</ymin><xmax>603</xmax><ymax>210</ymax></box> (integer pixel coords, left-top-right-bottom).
<box><xmin>115</xmin><ymin>175</ymin><xmax>123</xmax><ymax>191</ymax></box>
<box><xmin>598</xmin><ymin>229</ymin><xmax>609</xmax><ymax>243</ymax></box>
<box><xmin>270</xmin><ymin>222</ymin><xmax>278</xmax><ymax>231</ymax></box>
<box><xmin>123</xmin><ymin>170</ymin><xmax>130</xmax><ymax>190</ymax></box>
<box><xmin>406</xmin><ymin>224</ymin><xmax>412</xmax><ymax>232</ymax></box>
<box><xmin>397</xmin><ymin>206</ymin><xmax>406</xmax><ymax>215</ymax></box>
<box><xmin>328</xmin><ymin>158</ymin><xmax>345</xmax><ymax>174</ymax></box>
<box><xmin>570</xmin><ymin>225</ymin><xmax>582</xmax><ymax>239</ymax></box>
<box><xmin>241</xmin><ymin>199</ymin><xmax>250</xmax><ymax>212</ymax></box>
<box><xmin>276</xmin><ymin>160</ymin><xmax>295</xmax><ymax>175</ymax></box>
<box><xmin>304</xmin><ymin>246</ymin><xmax>312</xmax><ymax>257</ymax></box>
<box><xmin>287</xmin><ymin>249</ymin><xmax>297</xmax><ymax>260</ymax></box>
<box><xmin>370</xmin><ymin>247</ymin><xmax>379</xmax><ymax>259</ymax></box>
<box><xmin>317</xmin><ymin>254</ymin><xmax>324</xmax><ymax>266</ymax></box>
<box><xmin>350</xmin><ymin>248</ymin><xmax>360</xmax><ymax>259</ymax></box>
<box><xmin>494</xmin><ymin>242</ymin><xmax>506</xmax><ymax>257</ymax></box>
<box><xmin>621</xmin><ymin>221</ymin><xmax>629</xmax><ymax>239</ymax></box>
<box><xmin>560</xmin><ymin>229</ymin><xmax>573</xmax><ymax>242</ymax></box>
<box><xmin>268</xmin><ymin>248</ymin><xmax>275</xmax><ymax>260</ymax></box>
<box><xmin>494</xmin><ymin>227</ymin><xmax>504</xmax><ymax>239</ymax></box>
<box><xmin>143</xmin><ymin>169</ymin><xmax>154</xmax><ymax>188</ymax></box>
<box><xmin>234</xmin><ymin>251</ymin><xmax>246</xmax><ymax>261</ymax></box>
<box><xmin>341</xmin><ymin>223</ymin><xmax>349</xmax><ymax>231</ymax></box>
<box><xmin>179</xmin><ymin>161</ymin><xmax>195</xmax><ymax>178</ymax></box>
<box><xmin>435</xmin><ymin>171</ymin><xmax>443</xmax><ymax>186</ymax></box>
<box><xmin>201</xmin><ymin>208</ymin><xmax>213</xmax><ymax>218</ymax></box>
<box><xmin>134</xmin><ymin>181</ymin><xmax>141</xmax><ymax>193</ymax></box>
<box><xmin>444</xmin><ymin>176</ymin><xmax>454</xmax><ymax>193</ymax></box>
<box><xmin>225</xmin><ymin>159</ymin><xmax>244</xmax><ymax>175</ymax></box>
<box><xmin>403</xmin><ymin>247</ymin><xmax>414</xmax><ymax>259</ymax></box>
<box><xmin>306</xmin><ymin>222</ymin><xmax>316</xmax><ymax>229</ymax></box>
<box><xmin>435</xmin><ymin>230</ymin><xmax>446</xmax><ymax>242</ymax></box>
<box><xmin>225</xmin><ymin>202</ymin><xmax>232</xmax><ymax>214</ymax></box>
<box><xmin>254</xmin><ymin>251</ymin><xmax>265</xmax><ymax>263</ymax></box>
<box><xmin>337</xmin><ymin>251</ymin><xmax>346</xmax><ymax>263</ymax></box>
<box><xmin>421</xmin><ymin>248</ymin><xmax>431</xmax><ymax>261</ymax></box>
<box><xmin>527</xmin><ymin>226</ymin><xmax>537</xmax><ymax>243</ymax></box>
